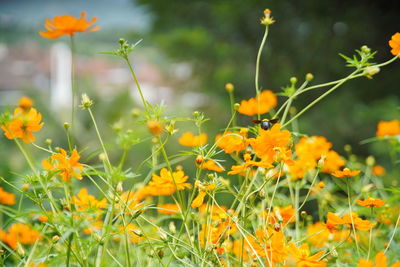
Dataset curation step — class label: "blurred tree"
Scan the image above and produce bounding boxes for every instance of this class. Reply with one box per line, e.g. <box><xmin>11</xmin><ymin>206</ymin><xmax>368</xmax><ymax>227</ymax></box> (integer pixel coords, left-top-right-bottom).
<box><xmin>136</xmin><ymin>0</ymin><xmax>400</xmax><ymax>157</ymax></box>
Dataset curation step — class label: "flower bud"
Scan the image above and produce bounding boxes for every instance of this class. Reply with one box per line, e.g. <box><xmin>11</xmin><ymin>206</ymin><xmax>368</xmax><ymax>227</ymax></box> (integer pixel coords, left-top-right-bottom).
<box><xmin>45</xmin><ymin>138</ymin><xmax>52</xmax><ymax>146</ymax></box>
<box><xmin>147</xmin><ymin>120</ymin><xmax>163</xmax><ymax>136</ymax></box>
<box><xmin>131</xmin><ymin>108</ymin><xmax>141</xmax><ymax>117</ymax></box>
<box><xmin>195</xmin><ymin>155</ymin><xmax>204</xmax><ymax>165</ymax></box>
<box><xmin>63</xmin><ymin>122</ymin><xmax>70</xmax><ymax>130</ymax></box>
<box><xmin>306</xmin><ymin>73</ymin><xmax>314</xmax><ymax>81</ymax></box>
<box><xmin>99</xmin><ymin>153</ymin><xmax>107</xmax><ymax>162</ymax></box>
<box><xmin>290</xmin><ymin>77</ymin><xmax>297</xmax><ymax>85</ymax></box>
<box><xmin>116</xmin><ymin>182</ymin><xmax>123</xmax><ymax>193</ymax></box>
<box><xmin>363</xmin><ymin>66</ymin><xmax>380</xmax><ymax>79</ymax></box>
<box><xmin>225</xmin><ymin>83</ymin><xmax>234</xmax><ymax>92</ymax></box>
<box><xmin>234</xmin><ymin>103</ymin><xmax>240</xmax><ymax>110</ymax></box>
<box><xmin>80</xmin><ymin>93</ymin><xmax>94</xmax><ymax>109</ymax></box>
<box><xmin>52</xmin><ymin>235</ymin><xmax>60</xmax><ymax>243</ymax></box>
<box><xmin>366</xmin><ymin>156</ymin><xmax>375</xmax><ymax>166</ymax></box>
<box><xmin>260</xmin><ymin>9</ymin><xmax>275</xmax><ymax>25</ymax></box>
<box><xmin>193</xmin><ymin>111</ymin><xmax>200</xmax><ymax>118</ymax></box>
<box><xmin>21</xmin><ymin>184</ymin><xmax>30</xmax><ymax>191</ymax></box>
<box><xmin>361</xmin><ymin>45</ymin><xmax>371</xmax><ymax>54</ymax></box>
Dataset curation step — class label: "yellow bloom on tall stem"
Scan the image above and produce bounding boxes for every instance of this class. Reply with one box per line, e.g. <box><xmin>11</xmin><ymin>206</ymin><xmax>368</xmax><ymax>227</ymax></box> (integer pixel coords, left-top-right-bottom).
<box><xmin>42</xmin><ymin>149</ymin><xmax>84</xmax><ymax>181</ymax></box>
<box><xmin>39</xmin><ymin>12</ymin><xmax>100</xmax><ymax>39</ymax></box>
<box><xmin>2</xmin><ymin>107</ymin><xmax>44</xmax><ymax>143</ymax></box>
<box><xmin>146</xmin><ymin>168</ymin><xmax>191</xmax><ymax>196</ymax></box>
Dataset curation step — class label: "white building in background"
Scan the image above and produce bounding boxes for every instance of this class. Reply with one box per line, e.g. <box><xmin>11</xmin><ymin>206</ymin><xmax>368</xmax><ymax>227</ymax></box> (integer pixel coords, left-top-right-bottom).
<box><xmin>50</xmin><ymin>43</ymin><xmax>72</xmax><ymax>112</ymax></box>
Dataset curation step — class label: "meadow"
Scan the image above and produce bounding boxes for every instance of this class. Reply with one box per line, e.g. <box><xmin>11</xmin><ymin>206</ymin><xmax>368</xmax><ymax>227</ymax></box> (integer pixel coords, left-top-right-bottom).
<box><xmin>0</xmin><ymin>9</ymin><xmax>400</xmax><ymax>267</ymax></box>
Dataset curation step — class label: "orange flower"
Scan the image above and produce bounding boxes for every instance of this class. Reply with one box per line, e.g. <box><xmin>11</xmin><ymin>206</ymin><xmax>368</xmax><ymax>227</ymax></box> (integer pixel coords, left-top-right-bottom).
<box><xmin>0</xmin><ymin>223</ymin><xmax>40</xmax><ymax>249</ymax></box>
<box><xmin>215</xmin><ymin>129</ymin><xmax>248</xmax><ymax>154</ymax></box>
<box><xmin>325</xmin><ymin>212</ymin><xmax>344</xmax><ymax>232</ymax></box>
<box><xmin>372</xmin><ymin>165</ymin><xmax>386</xmax><ymax>176</ymax></box>
<box><xmin>117</xmin><ymin>223</ymin><xmax>145</xmax><ymax>243</ymax></box>
<box><xmin>295</xmin><ymin>136</ymin><xmax>332</xmax><ymax>160</ymax></box>
<box><xmin>357</xmin><ymin>197</ymin><xmax>385</xmax><ymax>208</ymax></box>
<box><xmin>358</xmin><ymin>251</ymin><xmax>400</xmax><ymax>267</ymax></box>
<box><xmin>321</xmin><ymin>150</ymin><xmax>346</xmax><ymax>173</ymax></box>
<box><xmin>331</xmin><ymin>168</ymin><xmax>360</xmax><ymax>178</ymax></box>
<box><xmin>389</xmin><ymin>32</ymin><xmax>400</xmax><ymax>57</ymax></box>
<box><xmin>146</xmin><ymin>168</ymin><xmax>191</xmax><ymax>196</ymax></box>
<box><xmin>249</xmin><ymin>123</ymin><xmax>291</xmax><ymax>164</ymax></box>
<box><xmin>0</xmin><ymin>187</ymin><xmax>16</xmax><ymax>205</ymax></box>
<box><xmin>147</xmin><ymin>120</ymin><xmax>163</xmax><ymax>135</ymax></box>
<box><xmin>157</xmin><ymin>203</ymin><xmax>181</xmax><ymax>215</ymax></box>
<box><xmin>39</xmin><ymin>12</ymin><xmax>100</xmax><ymax>39</ymax></box>
<box><xmin>2</xmin><ymin>107</ymin><xmax>44</xmax><ymax>143</ymax></box>
<box><xmin>376</xmin><ymin>120</ymin><xmax>400</xmax><ymax>137</ymax></box>
<box><xmin>263</xmin><ymin>205</ymin><xmax>296</xmax><ymax>226</ymax></box>
<box><xmin>342</xmin><ymin>212</ymin><xmax>376</xmax><ymax>231</ymax></box>
<box><xmin>42</xmin><ymin>148</ymin><xmax>84</xmax><ymax>181</ymax></box>
<box><xmin>18</xmin><ymin>96</ymin><xmax>33</xmax><ymax>110</ymax></box>
<box><xmin>83</xmin><ymin>221</ymin><xmax>103</xmax><ymax>235</ymax></box>
<box><xmin>286</xmin><ymin>243</ymin><xmax>326</xmax><ymax>267</ymax></box>
<box><xmin>288</xmin><ymin>157</ymin><xmax>316</xmax><ymax>180</ymax></box>
<box><xmin>238</xmin><ymin>90</ymin><xmax>277</xmax><ymax>116</ymax></box>
<box><xmin>178</xmin><ymin>132</ymin><xmax>207</xmax><ymax>147</ymax></box>
<box><xmin>191</xmin><ymin>182</ymin><xmax>216</xmax><ymax>208</ymax></box>
<box><xmin>71</xmin><ymin>188</ymin><xmax>107</xmax><ymax>210</ymax></box>
<box><xmin>200</xmin><ymin>160</ymin><xmax>225</xmax><ymax>172</ymax></box>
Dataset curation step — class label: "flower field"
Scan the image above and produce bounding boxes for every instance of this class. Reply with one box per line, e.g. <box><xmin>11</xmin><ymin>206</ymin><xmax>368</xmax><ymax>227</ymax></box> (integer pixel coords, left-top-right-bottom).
<box><xmin>0</xmin><ymin>9</ymin><xmax>400</xmax><ymax>267</ymax></box>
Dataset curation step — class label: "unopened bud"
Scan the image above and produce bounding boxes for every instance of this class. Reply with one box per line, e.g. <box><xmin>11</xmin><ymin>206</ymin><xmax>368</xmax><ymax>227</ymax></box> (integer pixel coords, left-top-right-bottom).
<box><xmin>45</xmin><ymin>138</ymin><xmax>52</xmax><ymax>146</ymax></box>
<box><xmin>361</xmin><ymin>45</ymin><xmax>371</xmax><ymax>54</ymax></box>
<box><xmin>21</xmin><ymin>184</ymin><xmax>30</xmax><ymax>191</ymax></box>
<box><xmin>274</xmin><ymin>223</ymin><xmax>281</xmax><ymax>232</ymax></box>
<box><xmin>193</xmin><ymin>111</ymin><xmax>200</xmax><ymax>118</ymax></box>
<box><xmin>52</xmin><ymin>235</ymin><xmax>60</xmax><ymax>243</ymax></box>
<box><xmin>306</xmin><ymin>73</ymin><xmax>314</xmax><ymax>81</ymax></box>
<box><xmin>225</xmin><ymin>83</ymin><xmax>234</xmax><ymax>92</ymax></box>
<box><xmin>290</xmin><ymin>77</ymin><xmax>297</xmax><ymax>85</ymax></box>
<box><xmin>116</xmin><ymin>182</ymin><xmax>123</xmax><ymax>193</ymax></box>
<box><xmin>344</xmin><ymin>144</ymin><xmax>352</xmax><ymax>153</ymax></box>
<box><xmin>260</xmin><ymin>9</ymin><xmax>275</xmax><ymax>25</ymax></box>
<box><xmin>131</xmin><ymin>108</ymin><xmax>141</xmax><ymax>117</ymax></box>
<box><xmin>119</xmin><ymin>38</ymin><xmax>126</xmax><ymax>45</ymax></box>
<box><xmin>99</xmin><ymin>153</ymin><xmax>107</xmax><ymax>162</ymax></box>
<box><xmin>147</xmin><ymin>120</ymin><xmax>163</xmax><ymax>136</ymax></box>
<box><xmin>234</xmin><ymin>103</ymin><xmax>240</xmax><ymax>110</ymax></box>
<box><xmin>63</xmin><ymin>122</ymin><xmax>70</xmax><ymax>130</ymax></box>
<box><xmin>364</xmin><ymin>66</ymin><xmax>380</xmax><ymax>79</ymax></box>
<box><xmin>301</xmin><ymin>211</ymin><xmax>307</xmax><ymax>218</ymax></box>
<box><xmin>366</xmin><ymin>156</ymin><xmax>375</xmax><ymax>166</ymax></box>
<box><xmin>195</xmin><ymin>155</ymin><xmax>204</xmax><ymax>165</ymax></box>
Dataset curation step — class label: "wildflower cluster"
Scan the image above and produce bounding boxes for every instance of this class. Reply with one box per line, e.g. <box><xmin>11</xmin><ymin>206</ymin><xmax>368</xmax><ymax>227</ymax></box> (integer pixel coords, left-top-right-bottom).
<box><xmin>0</xmin><ymin>10</ymin><xmax>399</xmax><ymax>267</ymax></box>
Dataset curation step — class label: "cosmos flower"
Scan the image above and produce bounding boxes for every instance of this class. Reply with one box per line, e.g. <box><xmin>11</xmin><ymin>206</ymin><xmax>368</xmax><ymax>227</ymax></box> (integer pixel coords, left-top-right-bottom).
<box><xmin>358</xmin><ymin>251</ymin><xmax>400</xmax><ymax>267</ymax></box>
<box><xmin>39</xmin><ymin>12</ymin><xmax>100</xmax><ymax>39</ymax></box>
<box><xmin>376</xmin><ymin>120</ymin><xmax>400</xmax><ymax>137</ymax></box>
<box><xmin>42</xmin><ymin>149</ymin><xmax>84</xmax><ymax>181</ymax></box>
<box><xmin>0</xmin><ymin>223</ymin><xmax>40</xmax><ymax>249</ymax></box>
<box><xmin>286</xmin><ymin>243</ymin><xmax>326</xmax><ymax>267</ymax></box>
<box><xmin>71</xmin><ymin>188</ymin><xmax>107</xmax><ymax>210</ymax></box>
<box><xmin>215</xmin><ymin>129</ymin><xmax>248</xmax><ymax>154</ymax></box>
<box><xmin>0</xmin><ymin>187</ymin><xmax>16</xmax><ymax>205</ymax></box>
<box><xmin>178</xmin><ymin>132</ymin><xmax>207</xmax><ymax>147</ymax></box>
<box><xmin>2</xmin><ymin>107</ymin><xmax>44</xmax><ymax>143</ymax></box>
<box><xmin>238</xmin><ymin>90</ymin><xmax>277</xmax><ymax>116</ymax></box>
<box><xmin>157</xmin><ymin>203</ymin><xmax>181</xmax><ymax>215</ymax></box>
<box><xmin>357</xmin><ymin>197</ymin><xmax>385</xmax><ymax>208</ymax></box>
<box><xmin>331</xmin><ymin>168</ymin><xmax>361</xmax><ymax>178</ymax></box>
<box><xmin>146</xmin><ymin>168</ymin><xmax>191</xmax><ymax>196</ymax></box>
<box><xmin>389</xmin><ymin>32</ymin><xmax>400</xmax><ymax>57</ymax></box>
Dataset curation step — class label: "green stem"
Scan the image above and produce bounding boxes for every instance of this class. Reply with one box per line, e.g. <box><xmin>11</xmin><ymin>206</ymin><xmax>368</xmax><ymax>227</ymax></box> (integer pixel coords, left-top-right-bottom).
<box><xmin>70</xmin><ymin>35</ymin><xmax>76</xmax><ymax>148</ymax></box>
<box><xmin>255</xmin><ymin>26</ymin><xmax>269</xmax><ymax>120</ymax></box>
<box><xmin>346</xmin><ymin>179</ymin><xmax>360</xmax><ymax>258</ymax></box>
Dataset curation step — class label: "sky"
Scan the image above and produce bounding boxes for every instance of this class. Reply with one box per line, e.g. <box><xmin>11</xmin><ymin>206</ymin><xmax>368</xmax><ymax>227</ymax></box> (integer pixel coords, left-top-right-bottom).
<box><xmin>0</xmin><ymin>0</ymin><xmax>151</xmax><ymax>33</ymax></box>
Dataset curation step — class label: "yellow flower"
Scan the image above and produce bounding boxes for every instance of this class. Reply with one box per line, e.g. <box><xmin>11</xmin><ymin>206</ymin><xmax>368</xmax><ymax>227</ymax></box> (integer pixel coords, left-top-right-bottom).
<box><xmin>157</xmin><ymin>203</ymin><xmax>181</xmax><ymax>215</ymax></box>
<box><xmin>71</xmin><ymin>188</ymin><xmax>107</xmax><ymax>210</ymax></box>
<box><xmin>0</xmin><ymin>187</ymin><xmax>16</xmax><ymax>205</ymax></box>
<box><xmin>178</xmin><ymin>132</ymin><xmax>207</xmax><ymax>147</ymax></box>
<box><xmin>389</xmin><ymin>32</ymin><xmax>400</xmax><ymax>57</ymax></box>
<box><xmin>42</xmin><ymin>149</ymin><xmax>84</xmax><ymax>181</ymax></box>
<box><xmin>146</xmin><ymin>168</ymin><xmax>191</xmax><ymax>196</ymax></box>
<box><xmin>376</xmin><ymin>120</ymin><xmax>400</xmax><ymax>137</ymax></box>
<box><xmin>39</xmin><ymin>12</ymin><xmax>100</xmax><ymax>39</ymax></box>
<box><xmin>331</xmin><ymin>168</ymin><xmax>361</xmax><ymax>178</ymax></box>
<box><xmin>238</xmin><ymin>90</ymin><xmax>277</xmax><ymax>116</ymax></box>
<box><xmin>2</xmin><ymin>107</ymin><xmax>44</xmax><ymax>143</ymax></box>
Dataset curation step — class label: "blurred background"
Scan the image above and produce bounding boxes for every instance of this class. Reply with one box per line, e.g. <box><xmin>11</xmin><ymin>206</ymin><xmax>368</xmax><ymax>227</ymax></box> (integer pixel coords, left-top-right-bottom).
<box><xmin>0</xmin><ymin>0</ymin><xmax>399</xmax><ymax>181</ymax></box>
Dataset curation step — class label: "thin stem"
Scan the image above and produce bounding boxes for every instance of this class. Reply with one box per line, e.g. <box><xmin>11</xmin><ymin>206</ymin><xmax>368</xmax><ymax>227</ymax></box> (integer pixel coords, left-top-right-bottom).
<box><xmin>70</xmin><ymin>35</ymin><xmax>76</xmax><ymax>147</ymax></box>
<box><xmin>384</xmin><ymin>210</ymin><xmax>400</xmax><ymax>254</ymax></box>
<box><xmin>124</xmin><ymin>57</ymin><xmax>149</xmax><ymax>113</ymax></box>
<box><xmin>255</xmin><ymin>26</ymin><xmax>269</xmax><ymax>120</ymax></box>
<box><xmin>346</xmin><ymin>179</ymin><xmax>360</xmax><ymax>257</ymax></box>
